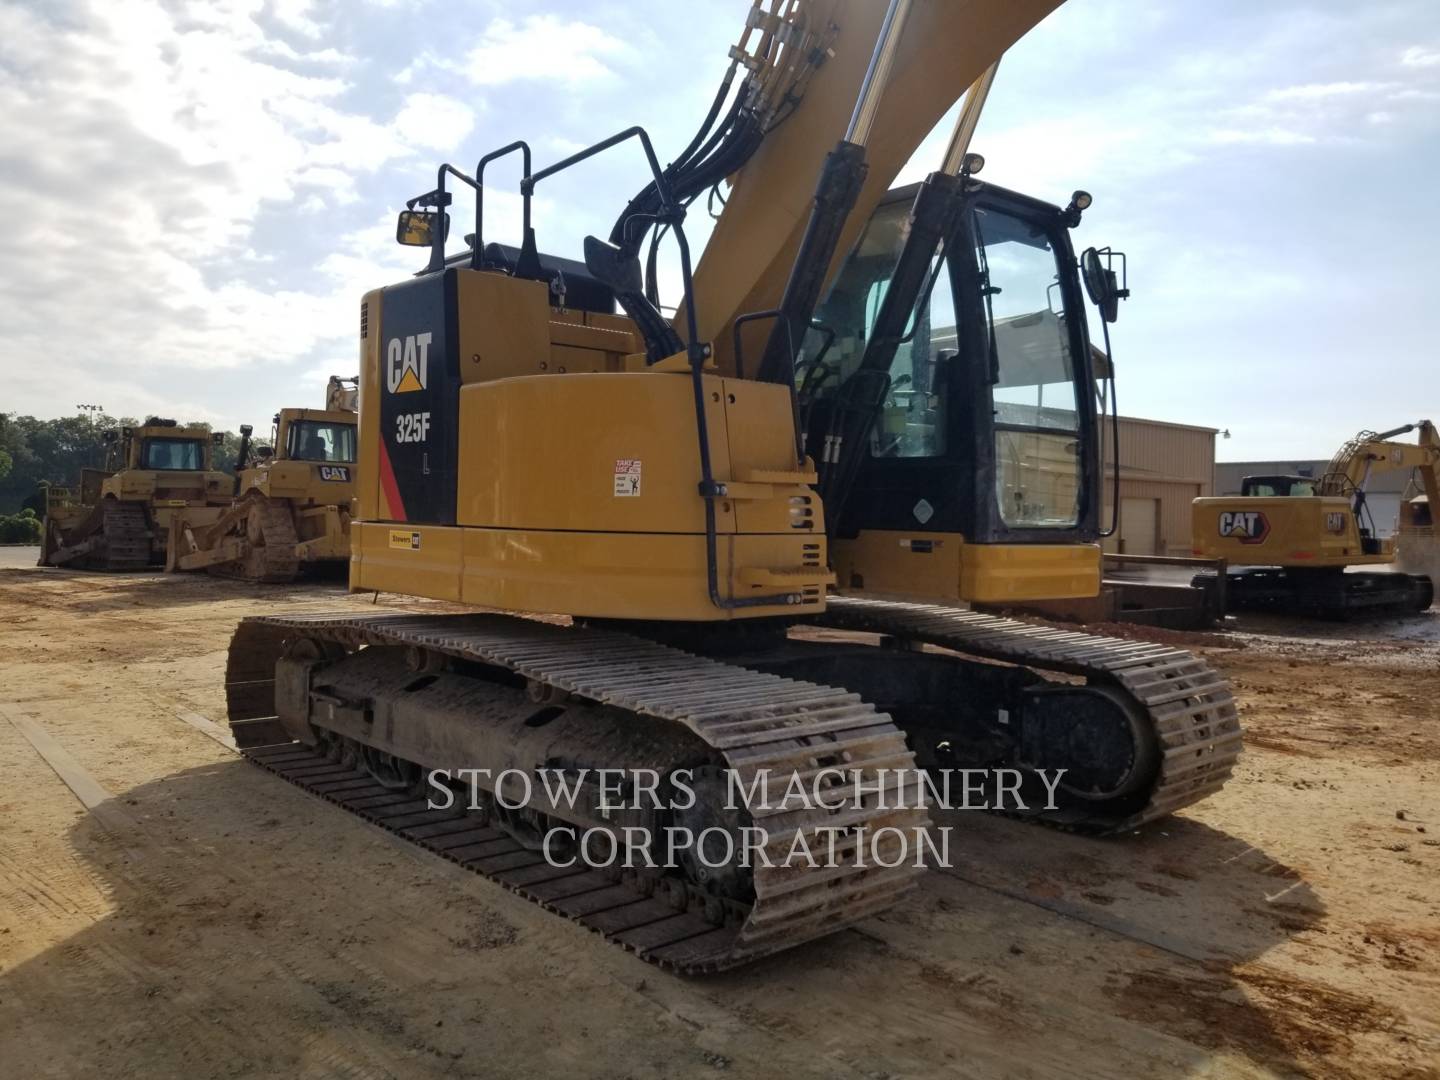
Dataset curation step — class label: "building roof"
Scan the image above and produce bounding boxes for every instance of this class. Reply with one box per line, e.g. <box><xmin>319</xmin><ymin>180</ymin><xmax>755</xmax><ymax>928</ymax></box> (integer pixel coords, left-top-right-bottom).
<box><xmin>1117</xmin><ymin>415</ymin><xmax>1219</xmax><ymax>435</ymax></box>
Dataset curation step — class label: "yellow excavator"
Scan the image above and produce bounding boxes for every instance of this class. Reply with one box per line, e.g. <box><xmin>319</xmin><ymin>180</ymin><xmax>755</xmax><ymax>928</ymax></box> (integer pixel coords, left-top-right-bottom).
<box><xmin>40</xmin><ymin>419</ymin><xmax>232</xmax><ymax>571</ymax></box>
<box><xmin>167</xmin><ymin>377</ymin><xmax>358</xmax><ymax>583</ymax></box>
<box><xmin>223</xmin><ymin>0</ymin><xmax>1239</xmax><ymax>972</ymax></box>
<box><xmin>1193</xmin><ymin>421</ymin><xmax>1439</xmax><ymax>616</ymax></box>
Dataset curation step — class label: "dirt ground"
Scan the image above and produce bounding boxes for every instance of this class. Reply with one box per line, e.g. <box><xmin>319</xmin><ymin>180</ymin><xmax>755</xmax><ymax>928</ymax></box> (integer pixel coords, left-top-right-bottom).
<box><xmin>1</xmin><ymin>551</ymin><xmax>1437</xmax><ymax>1079</ymax></box>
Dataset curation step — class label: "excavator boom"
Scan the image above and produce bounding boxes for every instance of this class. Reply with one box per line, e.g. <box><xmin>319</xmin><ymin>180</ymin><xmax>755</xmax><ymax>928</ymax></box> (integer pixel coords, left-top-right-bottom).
<box><xmin>1320</xmin><ymin>421</ymin><xmax>1440</xmax><ymax>507</ymax></box>
<box><xmin>681</xmin><ymin>0</ymin><xmax>1063</xmax><ymax>372</ymax></box>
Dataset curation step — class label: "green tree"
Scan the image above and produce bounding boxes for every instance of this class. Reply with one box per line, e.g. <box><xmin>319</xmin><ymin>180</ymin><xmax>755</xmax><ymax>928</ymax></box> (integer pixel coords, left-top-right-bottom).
<box><xmin>0</xmin><ymin>508</ymin><xmax>41</xmax><ymax>544</ymax></box>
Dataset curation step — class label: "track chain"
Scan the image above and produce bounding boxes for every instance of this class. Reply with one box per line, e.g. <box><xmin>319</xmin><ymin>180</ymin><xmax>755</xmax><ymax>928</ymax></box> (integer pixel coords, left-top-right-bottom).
<box><xmin>43</xmin><ymin>499</ymin><xmax>151</xmax><ymax>571</ymax></box>
<box><xmin>208</xmin><ymin>494</ymin><xmax>300</xmax><ymax>584</ymax></box>
<box><xmin>96</xmin><ymin>502</ymin><xmax>153</xmax><ymax>571</ymax></box>
<box><xmin>225</xmin><ymin>611</ymin><xmax>928</xmax><ymax>973</ymax></box>
<box><xmin>808</xmin><ymin>596</ymin><xmax>1243</xmax><ymax>833</ymax></box>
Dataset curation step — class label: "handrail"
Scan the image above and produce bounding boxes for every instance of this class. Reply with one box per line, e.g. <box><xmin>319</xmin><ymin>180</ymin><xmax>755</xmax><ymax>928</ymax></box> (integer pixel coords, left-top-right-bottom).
<box><xmin>473</xmin><ymin>141</ymin><xmax>539</xmax><ymax>277</ymax></box>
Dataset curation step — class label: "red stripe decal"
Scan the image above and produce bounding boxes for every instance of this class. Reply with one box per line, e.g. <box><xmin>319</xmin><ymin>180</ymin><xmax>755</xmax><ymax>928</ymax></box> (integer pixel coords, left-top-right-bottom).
<box><xmin>378</xmin><ymin>438</ymin><xmax>407</xmax><ymax>521</ymax></box>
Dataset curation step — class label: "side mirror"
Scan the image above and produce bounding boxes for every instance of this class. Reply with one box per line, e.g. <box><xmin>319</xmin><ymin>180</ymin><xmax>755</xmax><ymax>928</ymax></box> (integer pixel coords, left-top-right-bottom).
<box><xmin>255</xmin><ymin>445</ymin><xmax>275</xmax><ymax>460</ymax></box>
<box><xmin>212</xmin><ymin>431</ymin><xmax>225</xmax><ymax>445</ymax></box>
<box><xmin>1081</xmin><ymin>247</ymin><xmax>1125</xmax><ymax>325</ymax></box>
<box><xmin>396</xmin><ymin>210</ymin><xmax>449</xmax><ymax>248</ymax></box>
<box><xmin>102</xmin><ymin>430</ymin><xmax>118</xmax><ymax>444</ymax></box>
<box><xmin>239</xmin><ymin>424</ymin><xmax>253</xmax><ymax>437</ymax></box>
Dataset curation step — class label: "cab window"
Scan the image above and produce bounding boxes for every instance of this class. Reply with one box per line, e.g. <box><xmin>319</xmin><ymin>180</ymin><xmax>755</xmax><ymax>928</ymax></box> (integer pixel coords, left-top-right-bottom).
<box><xmin>288</xmin><ymin>421</ymin><xmax>357</xmax><ymax>463</ymax></box>
<box><xmin>806</xmin><ymin>199</ymin><xmax>954</xmax><ymax>459</ymax></box>
<box><xmin>975</xmin><ymin>205</ymin><xmax>1080</xmax><ymax>528</ymax></box>
<box><xmin>140</xmin><ymin>438</ymin><xmax>204</xmax><ymax>471</ymax></box>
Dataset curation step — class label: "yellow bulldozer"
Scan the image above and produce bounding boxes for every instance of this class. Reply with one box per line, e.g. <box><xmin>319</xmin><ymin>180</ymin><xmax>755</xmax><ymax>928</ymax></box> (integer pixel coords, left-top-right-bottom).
<box><xmin>39</xmin><ymin>419</ymin><xmax>232</xmax><ymax>571</ymax></box>
<box><xmin>221</xmin><ymin>0</ymin><xmax>1240</xmax><ymax>972</ymax></box>
<box><xmin>1193</xmin><ymin>421</ymin><xmax>1439</xmax><ymax>617</ymax></box>
<box><xmin>167</xmin><ymin>377</ymin><xmax>358</xmax><ymax>583</ymax></box>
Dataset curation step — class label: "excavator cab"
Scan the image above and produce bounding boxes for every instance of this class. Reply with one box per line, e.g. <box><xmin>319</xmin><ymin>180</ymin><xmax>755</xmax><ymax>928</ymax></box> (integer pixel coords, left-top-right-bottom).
<box><xmin>1239</xmin><ymin>475</ymin><xmax>1316</xmax><ymax>498</ymax></box>
<box><xmin>804</xmin><ymin>181</ymin><xmax>1105</xmax><ymax>603</ymax></box>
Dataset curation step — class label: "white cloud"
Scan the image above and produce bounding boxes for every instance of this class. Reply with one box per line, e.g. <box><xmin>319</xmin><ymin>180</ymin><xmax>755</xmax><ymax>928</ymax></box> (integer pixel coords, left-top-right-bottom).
<box><xmin>1208</xmin><ymin>127</ymin><xmax>1318</xmax><ymax>146</ymax></box>
<box><xmin>259</xmin><ymin>40</ymin><xmax>353</xmax><ymax>65</ymax></box>
<box><xmin>268</xmin><ymin>0</ymin><xmax>322</xmax><ymax>40</ymax></box>
<box><xmin>463</xmin><ymin>15</ymin><xmax>631</xmax><ymax>86</ymax></box>
<box><xmin>1400</xmin><ymin>45</ymin><xmax>1440</xmax><ymax>68</ymax></box>
<box><xmin>392</xmin><ymin>92</ymin><xmax>478</xmax><ymax>152</ymax></box>
<box><xmin>0</xmin><ymin>0</ymin><xmax>485</xmax><ymax>433</ymax></box>
<box><xmin>1264</xmin><ymin>81</ymin><xmax>1392</xmax><ymax>101</ymax></box>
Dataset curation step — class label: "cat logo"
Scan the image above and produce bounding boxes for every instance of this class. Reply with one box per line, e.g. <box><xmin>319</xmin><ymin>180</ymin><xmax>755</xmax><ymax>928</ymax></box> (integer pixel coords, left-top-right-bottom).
<box><xmin>1218</xmin><ymin>509</ymin><xmax>1270</xmax><ymax>544</ymax></box>
<box><xmin>388</xmin><ymin>529</ymin><xmax>421</xmax><ymax>550</ymax></box>
<box><xmin>318</xmin><ymin>465</ymin><xmax>350</xmax><ymax>482</ymax></box>
<box><xmin>1325</xmin><ymin>511</ymin><xmax>1347</xmax><ymax>533</ymax></box>
<box><xmin>386</xmin><ymin>332</ymin><xmax>432</xmax><ymax>394</ymax></box>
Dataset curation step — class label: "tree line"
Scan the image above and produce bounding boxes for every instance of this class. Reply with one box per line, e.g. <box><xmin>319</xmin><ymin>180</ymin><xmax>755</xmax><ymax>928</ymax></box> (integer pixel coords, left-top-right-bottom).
<box><xmin>0</xmin><ymin>413</ymin><xmax>246</xmax><ymax>527</ymax></box>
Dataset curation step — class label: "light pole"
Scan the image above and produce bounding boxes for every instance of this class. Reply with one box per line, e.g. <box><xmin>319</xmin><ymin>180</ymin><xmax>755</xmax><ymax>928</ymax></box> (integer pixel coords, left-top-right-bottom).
<box><xmin>77</xmin><ymin>404</ymin><xmax>105</xmax><ymax>468</ymax></box>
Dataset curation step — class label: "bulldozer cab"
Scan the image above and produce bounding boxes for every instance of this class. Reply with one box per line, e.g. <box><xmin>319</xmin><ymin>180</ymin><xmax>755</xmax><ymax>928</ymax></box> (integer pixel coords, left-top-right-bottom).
<box><xmin>277</xmin><ymin>411</ymin><xmax>357</xmax><ymax>466</ymax></box>
<box><xmin>239</xmin><ymin>407</ymin><xmax>358</xmax><ymax>501</ymax></box>
<box><xmin>137</xmin><ymin>435</ymin><xmax>208</xmax><ymax>471</ymax></box>
<box><xmin>121</xmin><ymin>422</ymin><xmax>219</xmax><ymax>474</ymax></box>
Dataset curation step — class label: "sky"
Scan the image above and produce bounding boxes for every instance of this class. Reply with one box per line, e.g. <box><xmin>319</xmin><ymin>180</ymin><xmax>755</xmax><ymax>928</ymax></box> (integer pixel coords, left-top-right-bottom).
<box><xmin>0</xmin><ymin>0</ymin><xmax>1437</xmax><ymax>461</ymax></box>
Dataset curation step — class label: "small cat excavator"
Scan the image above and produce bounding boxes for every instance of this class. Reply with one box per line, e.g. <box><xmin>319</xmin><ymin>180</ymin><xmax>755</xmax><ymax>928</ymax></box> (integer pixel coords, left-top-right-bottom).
<box><xmin>1193</xmin><ymin>421</ymin><xmax>1439</xmax><ymax>617</ymax></box>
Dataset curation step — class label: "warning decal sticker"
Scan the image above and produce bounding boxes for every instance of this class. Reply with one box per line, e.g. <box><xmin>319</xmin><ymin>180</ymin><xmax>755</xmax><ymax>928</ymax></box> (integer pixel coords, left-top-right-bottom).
<box><xmin>613</xmin><ymin>459</ymin><xmax>642</xmax><ymax>497</ymax></box>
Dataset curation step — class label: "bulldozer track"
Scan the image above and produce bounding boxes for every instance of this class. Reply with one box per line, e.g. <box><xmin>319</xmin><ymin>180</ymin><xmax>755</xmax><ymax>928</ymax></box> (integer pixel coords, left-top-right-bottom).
<box><xmin>97</xmin><ymin>502</ymin><xmax>152</xmax><ymax>571</ymax></box>
<box><xmin>225</xmin><ymin>611</ymin><xmax>928</xmax><ymax>974</ymax></box>
<box><xmin>808</xmin><ymin>596</ymin><xmax>1243</xmax><ymax>833</ymax></box>
<box><xmin>208</xmin><ymin>494</ymin><xmax>300</xmax><ymax>584</ymax></box>
<box><xmin>43</xmin><ymin>500</ymin><xmax>151</xmax><ymax>571</ymax></box>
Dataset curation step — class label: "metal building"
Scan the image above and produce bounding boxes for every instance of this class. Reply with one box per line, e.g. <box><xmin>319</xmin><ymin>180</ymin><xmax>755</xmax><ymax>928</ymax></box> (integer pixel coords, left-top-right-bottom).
<box><xmin>1100</xmin><ymin>416</ymin><xmax>1217</xmax><ymax>556</ymax></box>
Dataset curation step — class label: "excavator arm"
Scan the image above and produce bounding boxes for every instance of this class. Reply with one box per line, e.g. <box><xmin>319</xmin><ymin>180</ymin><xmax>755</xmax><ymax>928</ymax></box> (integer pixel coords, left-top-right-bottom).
<box><xmin>1320</xmin><ymin>420</ymin><xmax>1440</xmax><ymax>511</ymax></box>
